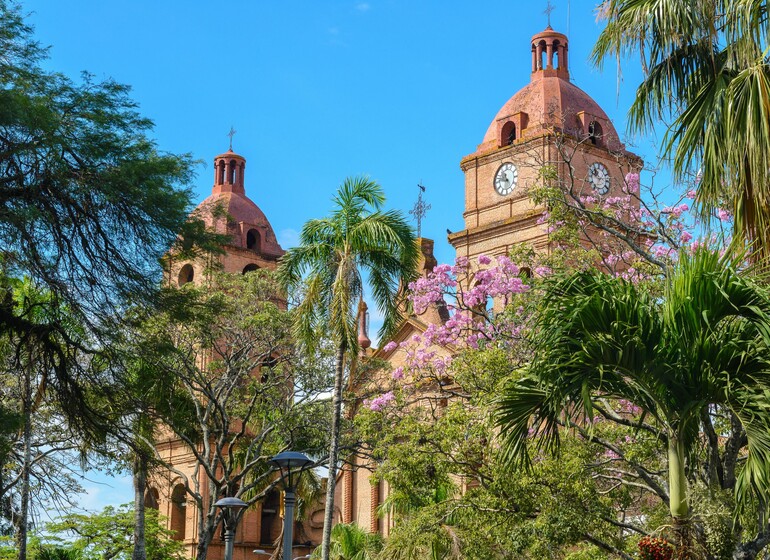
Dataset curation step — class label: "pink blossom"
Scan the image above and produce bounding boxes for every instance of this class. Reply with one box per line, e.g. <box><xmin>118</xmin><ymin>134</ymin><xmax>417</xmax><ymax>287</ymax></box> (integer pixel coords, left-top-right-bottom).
<box><xmin>717</xmin><ymin>208</ymin><xmax>732</xmax><ymax>222</ymax></box>
<box><xmin>478</xmin><ymin>254</ymin><xmax>491</xmax><ymax>265</ymax></box>
<box><xmin>680</xmin><ymin>231</ymin><xmax>693</xmax><ymax>243</ymax></box>
<box><xmin>391</xmin><ymin>367</ymin><xmax>404</xmax><ymax>380</ymax></box>
<box><xmin>617</xmin><ymin>399</ymin><xmax>642</xmax><ymax>415</ymax></box>
<box><xmin>368</xmin><ymin>391</ymin><xmax>395</xmax><ymax>411</ymax></box>
<box><xmin>691</xmin><ymin>239</ymin><xmax>702</xmax><ymax>252</ymax></box>
<box><xmin>382</xmin><ymin>341</ymin><xmax>398</xmax><ymax>353</ymax></box>
<box><xmin>603</xmin><ymin>449</ymin><xmax>620</xmax><ymax>460</ymax></box>
<box><xmin>686</xmin><ymin>190</ymin><xmax>697</xmax><ymax>199</ymax></box>
<box><xmin>624</xmin><ymin>172</ymin><xmax>640</xmax><ymax>194</ymax></box>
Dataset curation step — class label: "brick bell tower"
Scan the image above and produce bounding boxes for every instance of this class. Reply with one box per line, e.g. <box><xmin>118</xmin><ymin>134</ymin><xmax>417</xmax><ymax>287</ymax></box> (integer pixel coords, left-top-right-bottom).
<box><xmin>171</xmin><ymin>148</ymin><xmax>285</xmax><ymax>287</ymax></box>
<box><xmin>448</xmin><ymin>26</ymin><xmax>641</xmax><ymax>261</ymax></box>
<box><xmin>155</xmin><ymin>148</ymin><xmax>298</xmax><ymax>560</ymax></box>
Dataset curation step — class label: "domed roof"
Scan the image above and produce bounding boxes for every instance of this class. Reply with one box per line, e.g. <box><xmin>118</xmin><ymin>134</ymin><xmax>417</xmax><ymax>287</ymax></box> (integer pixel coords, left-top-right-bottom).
<box><xmin>192</xmin><ymin>149</ymin><xmax>284</xmax><ymax>258</ymax></box>
<box><xmin>472</xmin><ymin>27</ymin><xmax>626</xmax><ymax>156</ymax></box>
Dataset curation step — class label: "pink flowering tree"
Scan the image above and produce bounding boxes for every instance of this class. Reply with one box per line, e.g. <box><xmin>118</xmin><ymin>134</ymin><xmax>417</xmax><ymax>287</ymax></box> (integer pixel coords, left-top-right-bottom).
<box><xmin>531</xmin><ymin>149</ymin><xmax>734</xmax><ymax>278</ymax></box>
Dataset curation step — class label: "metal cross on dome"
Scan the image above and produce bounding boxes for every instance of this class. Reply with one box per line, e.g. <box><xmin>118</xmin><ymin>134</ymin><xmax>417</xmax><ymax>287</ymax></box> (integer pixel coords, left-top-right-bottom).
<box><xmin>544</xmin><ymin>0</ymin><xmax>555</xmax><ymax>27</ymax></box>
<box><xmin>227</xmin><ymin>126</ymin><xmax>237</xmax><ymax>150</ymax></box>
<box><xmin>409</xmin><ymin>182</ymin><xmax>431</xmax><ymax>238</ymax></box>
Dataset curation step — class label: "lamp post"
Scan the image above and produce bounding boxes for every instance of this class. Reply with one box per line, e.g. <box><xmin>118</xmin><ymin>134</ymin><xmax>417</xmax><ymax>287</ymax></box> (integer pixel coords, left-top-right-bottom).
<box><xmin>269</xmin><ymin>451</ymin><xmax>314</xmax><ymax>560</ymax></box>
<box><xmin>214</xmin><ymin>496</ymin><xmax>248</xmax><ymax>560</ymax></box>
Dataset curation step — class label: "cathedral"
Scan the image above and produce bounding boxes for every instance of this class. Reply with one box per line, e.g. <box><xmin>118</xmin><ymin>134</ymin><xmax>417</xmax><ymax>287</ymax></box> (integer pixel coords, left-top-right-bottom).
<box><xmin>150</xmin><ymin>24</ymin><xmax>640</xmax><ymax>558</ymax></box>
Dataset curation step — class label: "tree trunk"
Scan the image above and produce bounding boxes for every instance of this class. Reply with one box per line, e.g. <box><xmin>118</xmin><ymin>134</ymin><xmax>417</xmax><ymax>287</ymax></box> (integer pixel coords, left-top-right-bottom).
<box><xmin>668</xmin><ymin>435</ymin><xmax>689</xmax><ymax>519</ymax></box>
<box><xmin>668</xmin><ymin>435</ymin><xmax>694</xmax><ymax>558</ymax></box>
<box><xmin>196</xmin><ymin>507</ymin><xmax>215</xmax><ymax>560</ymax></box>
<box><xmin>17</xmin><ymin>366</ymin><xmax>32</xmax><ymax>560</ymax></box>
<box><xmin>132</xmin><ymin>453</ymin><xmax>147</xmax><ymax>560</ymax></box>
<box><xmin>320</xmin><ymin>342</ymin><xmax>346</xmax><ymax>560</ymax></box>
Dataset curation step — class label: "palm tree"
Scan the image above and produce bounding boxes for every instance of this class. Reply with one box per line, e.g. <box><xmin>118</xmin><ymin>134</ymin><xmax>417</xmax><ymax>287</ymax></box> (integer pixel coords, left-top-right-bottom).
<box><xmin>497</xmin><ymin>248</ymin><xmax>770</xmax><ymax>556</ymax></box>
<box><xmin>593</xmin><ymin>1</ymin><xmax>770</xmax><ymax>255</ymax></box>
<box><xmin>309</xmin><ymin>523</ymin><xmax>383</xmax><ymax>560</ymax></box>
<box><xmin>278</xmin><ymin>177</ymin><xmax>418</xmax><ymax>560</ymax></box>
<box><xmin>377</xmin><ymin>481</ymin><xmax>461</xmax><ymax>560</ymax></box>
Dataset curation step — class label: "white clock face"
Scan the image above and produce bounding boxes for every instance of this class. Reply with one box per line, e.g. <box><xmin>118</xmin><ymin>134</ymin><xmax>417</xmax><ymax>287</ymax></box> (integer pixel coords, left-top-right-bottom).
<box><xmin>588</xmin><ymin>162</ymin><xmax>611</xmax><ymax>195</ymax></box>
<box><xmin>494</xmin><ymin>162</ymin><xmax>518</xmax><ymax>196</ymax></box>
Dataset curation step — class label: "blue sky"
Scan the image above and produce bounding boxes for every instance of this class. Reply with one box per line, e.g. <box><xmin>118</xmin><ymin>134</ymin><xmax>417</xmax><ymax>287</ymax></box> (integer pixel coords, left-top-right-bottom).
<box><xmin>23</xmin><ymin>0</ymin><xmax>651</xmax><ymax>512</ymax></box>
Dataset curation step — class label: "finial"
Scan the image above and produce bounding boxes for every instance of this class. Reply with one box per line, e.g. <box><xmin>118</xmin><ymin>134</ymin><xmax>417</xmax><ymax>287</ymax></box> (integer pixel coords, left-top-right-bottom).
<box><xmin>409</xmin><ymin>182</ymin><xmax>431</xmax><ymax>238</ymax></box>
<box><xmin>357</xmin><ymin>297</ymin><xmax>371</xmax><ymax>350</ymax></box>
<box><xmin>544</xmin><ymin>0</ymin><xmax>555</xmax><ymax>28</ymax></box>
<box><xmin>227</xmin><ymin>126</ymin><xmax>237</xmax><ymax>151</ymax></box>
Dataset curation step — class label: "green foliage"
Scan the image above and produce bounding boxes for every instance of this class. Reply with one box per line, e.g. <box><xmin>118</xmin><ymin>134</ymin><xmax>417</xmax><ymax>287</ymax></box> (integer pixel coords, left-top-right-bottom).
<box><xmin>34</xmin><ymin>547</ymin><xmax>84</xmax><ymax>560</ymax></box>
<box><xmin>498</xmin><ymin>247</ymin><xmax>770</xmax><ymax>556</ymax></box>
<box><xmin>279</xmin><ymin>176</ymin><xmax>418</xmax><ymax>560</ymax></box>
<box><xmin>124</xmin><ymin>269</ymin><xmax>332</xmax><ymax>559</ymax></box>
<box><xmin>0</xmin><ymin>0</ymin><xmax>211</xmax><ymax>323</ymax></box>
<box><xmin>278</xmin><ymin>176</ymin><xmax>419</xmax><ymax>351</ymax></box>
<box><xmin>0</xmin><ymin>505</ymin><xmax>182</xmax><ymax>560</ymax></box>
<box><xmin>40</xmin><ymin>505</ymin><xmax>183</xmax><ymax>560</ymax></box>
<box><xmin>309</xmin><ymin>523</ymin><xmax>383</xmax><ymax>560</ymax></box>
<box><xmin>593</xmin><ymin>0</ymin><xmax>770</xmax><ymax>255</ymax></box>
<box><xmin>357</xmin><ymin>338</ymin><xmax>624</xmax><ymax>559</ymax></box>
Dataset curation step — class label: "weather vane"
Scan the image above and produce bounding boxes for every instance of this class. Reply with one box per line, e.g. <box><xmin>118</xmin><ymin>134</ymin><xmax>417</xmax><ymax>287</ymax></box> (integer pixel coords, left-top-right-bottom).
<box><xmin>409</xmin><ymin>182</ymin><xmax>431</xmax><ymax>238</ymax></box>
<box><xmin>227</xmin><ymin>126</ymin><xmax>237</xmax><ymax>151</ymax></box>
<box><xmin>544</xmin><ymin>0</ymin><xmax>555</xmax><ymax>27</ymax></box>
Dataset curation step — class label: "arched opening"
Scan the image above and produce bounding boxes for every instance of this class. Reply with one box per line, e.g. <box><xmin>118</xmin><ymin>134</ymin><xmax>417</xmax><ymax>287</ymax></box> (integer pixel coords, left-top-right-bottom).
<box><xmin>228</xmin><ymin>160</ymin><xmax>237</xmax><ymax>184</ymax></box>
<box><xmin>170</xmin><ymin>484</ymin><xmax>187</xmax><ymax>541</ymax></box>
<box><xmin>178</xmin><ymin>264</ymin><xmax>194</xmax><ymax>286</ymax></box>
<box><xmin>260</xmin><ymin>355</ymin><xmax>278</xmax><ymax>383</ymax></box>
<box><xmin>246</xmin><ymin>228</ymin><xmax>261</xmax><ymax>252</ymax></box>
<box><xmin>501</xmin><ymin>121</ymin><xmax>516</xmax><ymax>146</ymax></box>
<box><xmin>539</xmin><ymin>40</ymin><xmax>547</xmax><ymax>70</ymax></box>
<box><xmin>588</xmin><ymin>121</ymin><xmax>603</xmax><ymax>146</ymax></box>
<box><xmin>144</xmin><ymin>487</ymin><xmax>160</xmax><ymax>510</ymax></box>
<box><xmin>552</xmin><ymin>40</ymin><xmax>560</xmax><ymax>68</ymax></box>
<box><xmin>243</xmin><ymin>263</ymin><xmax>260</xmax><ymax>274</ymax></box>
<box><xmin>260</xmin><ymin>490</ymin><xmax>280</xmax><ymax>545</ymax></box>
<box><xmin>218</xmin><ymin>161</ymin><xmax>225</xmax><ymax>185</ymax></box>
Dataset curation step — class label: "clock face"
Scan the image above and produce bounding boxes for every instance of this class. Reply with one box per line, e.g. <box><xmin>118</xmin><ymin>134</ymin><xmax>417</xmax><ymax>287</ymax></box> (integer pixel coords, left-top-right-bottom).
<box><xmin>588</xmin><ymin>162</ymin><xmax>611</xmax><ymax>195</ymax></box>
<box><xmin>494</xmin><ymin>162</ymin><xmax>518</xmax><ymax>196</ymax></box>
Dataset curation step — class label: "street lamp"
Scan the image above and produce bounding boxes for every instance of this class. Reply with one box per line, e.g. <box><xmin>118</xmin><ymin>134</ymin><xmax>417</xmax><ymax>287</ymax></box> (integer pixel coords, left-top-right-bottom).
<box><xmin>269</xmin><ymin>451</ymin><xmax>314</xmax><ymax>560</ymax></box>
<box><xmin>214</xmin><ymin>496</ymin><xmax>248</xmax><ymax>560</ymax></box>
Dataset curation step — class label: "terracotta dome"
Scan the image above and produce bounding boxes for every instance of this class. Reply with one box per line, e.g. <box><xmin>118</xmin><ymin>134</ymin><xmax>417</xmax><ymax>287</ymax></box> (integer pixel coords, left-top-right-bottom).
<box><xmin>473</xmin><ymin>27</ymin><xmax>625</xmax><ymax>156</ymax></box>
<box><xmin>192</xmin><ymin>149</ymin><xmax>284</xmax><ymax>258</ymax></box>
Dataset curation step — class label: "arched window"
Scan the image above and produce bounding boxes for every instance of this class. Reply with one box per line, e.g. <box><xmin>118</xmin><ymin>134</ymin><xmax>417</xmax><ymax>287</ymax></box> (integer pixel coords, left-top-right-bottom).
<box><xmin>144</xmin><ymin>487</ymin><xmax>160</xmax><ymax>510</ymax></box>
<box><xmin>588</xmin><ymin>121</ymin><xmax>603</xmax><ymax>146</ymax></box>
<box><xmin>501</xmin><ymin>121</ymin><xmax>516</xmax><ymax>146</ymax></box>
<box><xmin>246</xmin><ymin>229</ymin><xmax>261</xmax><ymax>252</ymax></box>
<box><xmin>229</xmin><ymin>160</ymin><xmax>237</xmax><ymax>184</ymax></box>
<box><xmin>552</xmin><ymin>40</ymin><xmax>560</xmax><ymax>68</ymax></box>
<box><xmin>170</xmin><ymin>484</ymin><xmax>187</xmax><ymax>541</ymax></box>
<box><xmin>218</xmin><ymin>161</ymin><xmax>225</xmax><ymax>185</ymax></box>
<box><xmin>178</xmin><ymin>264</ymin><xmax>194</xmax><ymax>286</ymax></box>
<box><xmin>261</xmin><ymin>490</ymin><xmax>280</xmax><ymax>545</ymax></box>
<box><xmin>539</xmin><ymin>40</ymin><xmax>547</xmax><ymax>70</ymax></box>
<box><xmin>260</xmin><ymin>356</ymin><xmax>278</xmax><ymax>383</ymax></box>
<box><xmin>243</xmin><ymin>263</ymin><xmax>260</xmax><ymax>274</ymax></box>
